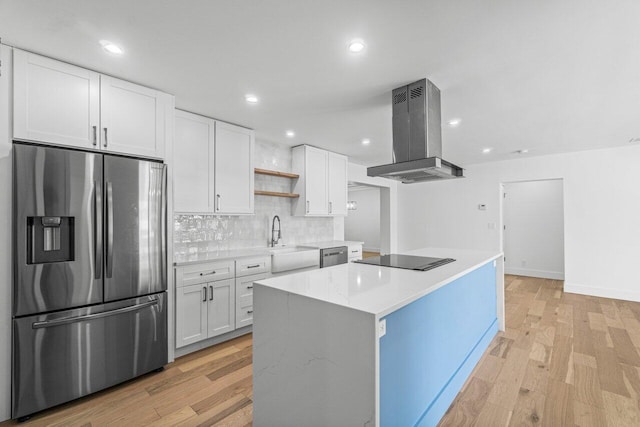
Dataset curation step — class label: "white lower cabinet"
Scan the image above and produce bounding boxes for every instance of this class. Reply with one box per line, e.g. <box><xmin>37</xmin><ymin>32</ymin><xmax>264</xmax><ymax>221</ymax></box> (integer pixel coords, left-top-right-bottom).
<box><xmin>175</xmin><ymin>261</ymin><xmax>236</xmax><ymax>348</ymax></box>
<box><xmin>207</xmin><ymin>279</ymin><xmax>236</xmax><ymax>337</ymax></box>
<box><xmin>176</xmin><ymin>256</ymin><xmax>270</xmax><ymax>350</ymax></box>
<box><xmin>176</xmin><ymin>283</ymin><xmax>208</xmax><ymax>347</ymax></box>
<box><xmin>348</xmin><ymin>243</ymin><xmax>363</xmax><ymax>262</ymax></box>
<box><xmin>235</xmin><ymin>273</ymin><xmax>267</xmax><ymax>328</ymax></box>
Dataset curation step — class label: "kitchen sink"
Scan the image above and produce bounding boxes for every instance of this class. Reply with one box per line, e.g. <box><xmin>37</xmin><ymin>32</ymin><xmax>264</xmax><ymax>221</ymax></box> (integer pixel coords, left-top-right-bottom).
<box><xmin>270</xmin><ymin>246</ymin><xmax>319</xmax><ymax>273</ymax></box>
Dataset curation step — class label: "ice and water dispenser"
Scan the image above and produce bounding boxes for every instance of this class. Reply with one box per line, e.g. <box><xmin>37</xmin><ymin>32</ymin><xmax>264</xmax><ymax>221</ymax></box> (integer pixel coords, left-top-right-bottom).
<box><xmin>26</xmin><ymin>216</ymin><xmax>75</xmax><ymax>264</ymax></box>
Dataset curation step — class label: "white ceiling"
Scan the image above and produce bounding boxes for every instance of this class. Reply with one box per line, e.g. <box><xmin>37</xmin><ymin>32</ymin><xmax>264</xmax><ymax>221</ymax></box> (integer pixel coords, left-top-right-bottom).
<box><xmin>1</xmin><ymin>0</ymin><xmax>639</xmax><ymax>167</ymax></box>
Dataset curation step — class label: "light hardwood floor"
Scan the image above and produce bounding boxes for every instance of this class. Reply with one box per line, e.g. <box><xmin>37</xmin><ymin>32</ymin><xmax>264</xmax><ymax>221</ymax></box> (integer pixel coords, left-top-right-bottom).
<box><xmin>2</xmin><ymin>334</ymin><xmax>254</xmax><ymax>427</ymax></box>
<box><xmin>5</xmin><ymin>275</ymin><xmax>640</xmax><ymax>426</ymax></box>
<box><xmin>439</xmin><ymin>275</ymin><xmax>640</xmax><ymax>427</ymax></box>
<box><xmin>362</xmin><ymin>251</ymin><xmax>380</xmax><ymax>259</ymax></box>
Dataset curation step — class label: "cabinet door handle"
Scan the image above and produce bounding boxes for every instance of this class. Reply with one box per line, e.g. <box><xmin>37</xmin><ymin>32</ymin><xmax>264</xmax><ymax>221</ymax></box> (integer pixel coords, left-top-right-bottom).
<box><xmin>202</xmin><ymin>287</ymin><xmax>207</xmax><ymax>302</ymax></box>
<box><xmin>103</xmin><ymin>127</ymin><xmax>108</xmax><ymax>148</ymax></box>
<box><xmin>352</xmin><ymin>250</ymin><xmax>358</xmax><ymax>253</ymax></box>
<box><xmin>247</xmin><ymin>285</ymin><xmax>253</xmax><ymax>289</ymax></box>
<box><xmin>92</xmin><ymin>126</ymin><xmax>97</xmax><ymax>146</ymax></box>
<box><xmin>329</xmin><ymin>201</ymin><xmax>332</xmax><ymax>213</ymax></box>
<box><xmin>199</xmin><ymin>270</ymin><xmax>216</xmax><ymax>276</ymax></box>
<box><xmin>216</xmin><ymin>194</ymin><xmax>221</xmax><ymax>211</ymax></box>
<box><xmin>247</xmin><ymin>310</ymin><xmax>253</xmax><ymax>314</ymax></box>
<box><xmin>306</xmin><ymin>200</ymin><xmax>310</xmax><ymax>213</ymax></box>
<box><xmin>247</xmin><ymin>264</ymin><xmax>260</xmax><ymax>269</ymax></box>
<box><xmin>209</xmin><ymin>285</ymin><xmax>213</xmax><ymax>301</ymax></box>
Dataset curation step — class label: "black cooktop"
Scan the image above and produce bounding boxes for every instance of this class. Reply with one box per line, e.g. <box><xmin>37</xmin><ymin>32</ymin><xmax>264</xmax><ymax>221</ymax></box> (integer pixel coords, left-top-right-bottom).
<box><xmin>354</xmin><ymin>254</ymin><xmax>456</xmax><ymax>271</ymax></box>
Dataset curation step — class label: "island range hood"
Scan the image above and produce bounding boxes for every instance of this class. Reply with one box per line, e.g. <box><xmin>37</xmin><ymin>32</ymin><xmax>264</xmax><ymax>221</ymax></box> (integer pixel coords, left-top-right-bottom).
<box><xmin>367</xmin><ymin>79</ymin><xmax>464</xmax><ymax>183</ymax></box>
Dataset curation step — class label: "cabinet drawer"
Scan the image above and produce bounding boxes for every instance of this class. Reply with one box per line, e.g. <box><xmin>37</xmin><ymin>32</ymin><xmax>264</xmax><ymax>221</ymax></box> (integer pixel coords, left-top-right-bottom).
<box><xmin>235</xmin><ymin>273</ymin><xmax>265</xmax><ymax>306</ymax></box>
<box><xmin>236</xmin><ymin>305</ymin><xmax>254</xmax><ymax>328</ymax></box>
<box><xmin>236</xmin><ymin>257</ymin><xmax>270</xmax><ymax>277</ymax></box>
<box><xmin>235</xmin><ymin>273</ymin><xmax>266</xmax><ymax>328</ymax></box>
<box><xmin>175</xmin><ymin>261</ymin><xmax>235</xmax><ymax>287</ymax></box>
<box><xmin>237</xmin><ymin>281</ymin><xmax>254</xmax><ymax>307</ymax></box>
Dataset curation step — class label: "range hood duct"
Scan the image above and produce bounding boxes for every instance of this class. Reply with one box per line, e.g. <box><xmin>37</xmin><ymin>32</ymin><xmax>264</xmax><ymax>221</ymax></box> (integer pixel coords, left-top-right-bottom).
<box><xmin>367</xmin><ymin>79</ymin><xmax>464</xmax><ymax>183</ymax></box>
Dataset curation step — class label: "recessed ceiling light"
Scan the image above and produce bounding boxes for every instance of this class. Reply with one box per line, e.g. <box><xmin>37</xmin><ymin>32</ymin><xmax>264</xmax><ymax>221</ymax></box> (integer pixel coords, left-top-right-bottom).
<box><xmin>447</xmin><ymin>118</ymin><xmax>461</xmax><ymax>127</ymax></box>
<box><xmin>362</xmin><ymin>138</ymin><xmax>371</xmax><ymax>145</ymax></box>
<box><xmin>348</xmin><ymin>39</ymin><xmax>366</xmax><ymax>53</ymax></box>
<box><xmin>99</xmin><ymin>40</ymin><xmax>124</xmax><ymax>55</ymax></box>
<box><xmin>286</xmin><ymin>130</ymin><xmax>295</xmax><ymax>138</ymax></box>
<box><xmin>245</xmin><ymin>94</ymin><xmax>259</xmax><ymax>104</ymax></box>
<box><xmin>482</xmin><ymin>148</ymin><xmax>492</xmax><ymax>154</ymax></box>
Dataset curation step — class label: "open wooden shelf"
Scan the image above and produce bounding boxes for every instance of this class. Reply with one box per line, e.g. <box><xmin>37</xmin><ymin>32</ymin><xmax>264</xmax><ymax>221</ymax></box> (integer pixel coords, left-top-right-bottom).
<box><xmin>254</xmin><ymin>168</ymin><xmax>300</xmax><ymax>198</ymax></box>
<box><xmin>254</xmin><ymin>168</ymin><xmax>299</xmax><ymax>179</ymax></box>
<box><xmin>254</xmin><ymin>190</ymin><xmax>300</xmax><ymax>198</ymax></box>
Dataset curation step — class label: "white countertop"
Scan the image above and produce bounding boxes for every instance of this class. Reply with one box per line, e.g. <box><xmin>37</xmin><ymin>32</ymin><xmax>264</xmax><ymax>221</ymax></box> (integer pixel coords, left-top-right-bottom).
<box><xmin>173</xmin><ymin>248</ymin><xmax>272</xmax><ymax>266</ymax></box>
<box><xmin>254</xmin><ymin>247</ymin><xmax>502</xmax><ymax>318</ymax></box>
<box><xmin>173</xmin><ymin>240</ymin><xmax>363</xmax><ymax>266</ymax></box>
<box><xmin>301</xmin><ymin>240</ymin><xmax>364</xmax><ymax>250</ymax></box>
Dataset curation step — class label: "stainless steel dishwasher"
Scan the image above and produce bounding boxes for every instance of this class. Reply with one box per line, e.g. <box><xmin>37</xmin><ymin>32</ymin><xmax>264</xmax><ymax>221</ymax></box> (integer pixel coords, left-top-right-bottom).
<box><xmin>320</xmin><ymin>246</ymin><xmax>348</xmax><ymax>268</ymax></box>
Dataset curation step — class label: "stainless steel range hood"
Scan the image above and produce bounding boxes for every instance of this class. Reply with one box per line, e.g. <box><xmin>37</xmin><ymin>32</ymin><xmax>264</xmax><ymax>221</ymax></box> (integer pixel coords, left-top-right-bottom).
<box><xmin>367</xmin><ymin>79</ymin><xmax>464</xmax><ymax>183</ymax></box>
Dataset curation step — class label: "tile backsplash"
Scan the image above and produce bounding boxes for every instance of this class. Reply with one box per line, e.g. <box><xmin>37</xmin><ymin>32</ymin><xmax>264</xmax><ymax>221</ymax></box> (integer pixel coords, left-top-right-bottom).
<box><xmin>173</xmin><ymin>140</ymin><xmax>334</xmax><ymax>256</ymax></box>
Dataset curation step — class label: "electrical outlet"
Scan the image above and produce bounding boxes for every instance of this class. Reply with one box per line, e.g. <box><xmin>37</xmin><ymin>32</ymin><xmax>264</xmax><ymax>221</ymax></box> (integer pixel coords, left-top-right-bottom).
<box><xmin>378</xmin><ymin>319</ymin><xmax>386</xmax><ymax>338</ymax></box>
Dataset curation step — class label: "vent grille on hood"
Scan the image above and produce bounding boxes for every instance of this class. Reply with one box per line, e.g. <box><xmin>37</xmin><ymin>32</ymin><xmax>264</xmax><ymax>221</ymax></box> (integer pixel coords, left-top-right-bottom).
<box><xmin>393</xmin><ymin>92</ymin><xmax>406</xmax><ymax>105</ymax></box>
<box><xmin>367</xmin><ymin>78</ymin><xmax>464</xmax><ymax>183</ymax></box>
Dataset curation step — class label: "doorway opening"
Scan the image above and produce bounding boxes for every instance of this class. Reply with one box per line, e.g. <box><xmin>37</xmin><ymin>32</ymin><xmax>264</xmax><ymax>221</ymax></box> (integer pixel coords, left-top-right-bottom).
<box><xmin>501</xmin><ymin>179</ymin><xmax>565</xmax><ymax>281</ymax></box>
<box><xmin>345</xmin><ymin>182</ymin><xmax>389</xmax><ymax>258</ymax></box>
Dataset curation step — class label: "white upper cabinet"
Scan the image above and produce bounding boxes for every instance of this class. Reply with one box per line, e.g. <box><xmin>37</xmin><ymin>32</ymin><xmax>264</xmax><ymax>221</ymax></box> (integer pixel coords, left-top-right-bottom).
<box><xmin>100</xmin><ymin>76</ymin><xmax>166</xmax><ymax>159</ymax></box>
<box><xmin>12</xmin><ymin>49</ymin><xmax>170</xmax><ymax>159</ymax></box>
<box><xmin>172</xmin><ymin>112</ymin><xmax>254</xmax><ymax>215</ymax></box>
<box><xmin>13</xmin><ymin>49</ymin><xmax>100</xmax><ymax>149</ymax></box>
<box><xmin>173</xmin><ymin>110</ymin><xmax>215</xmax><ymax>213</ymax></box>
<box><xmin>214</xmin><ymin>122</ymin><xmax>254</xmax><ymax>215</ymax></box>
<box><xmin>328</xmin><ymin>152</ymin><xmax>348</xmax><ymax>216</ymax></box>
<box><xmin>292</xmin><ymin>145</ymin><xmax>347</xmax><ymax>217</ymax></box>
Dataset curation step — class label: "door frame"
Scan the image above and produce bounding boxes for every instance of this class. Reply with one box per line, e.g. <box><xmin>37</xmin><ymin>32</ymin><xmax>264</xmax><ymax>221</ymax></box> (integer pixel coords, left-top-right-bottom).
<box><xmin>499</xmin><ymin>178</ymin><xmax>566</xmax><ymax>281</ymax></box>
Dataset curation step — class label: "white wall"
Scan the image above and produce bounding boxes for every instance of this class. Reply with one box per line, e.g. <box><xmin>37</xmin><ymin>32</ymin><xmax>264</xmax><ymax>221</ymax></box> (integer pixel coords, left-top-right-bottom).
<box><xmin>397</xmin><ymin>145</ymin><xmax>640</xmax><ymax>301</ymax></box>
<box><xmin>0</xmin><ymin>44</ymin><xmax>12</xmax><ymax>421</ymax></box>
<box><xmin>503</xmin><ymin>180</ymin><xmax>564</xmax><ymax>280</ymax></box>
<box><xmin>345</xmin><ymin>187</ymin><xmax>381</xmax><ymax>251</ymax></box>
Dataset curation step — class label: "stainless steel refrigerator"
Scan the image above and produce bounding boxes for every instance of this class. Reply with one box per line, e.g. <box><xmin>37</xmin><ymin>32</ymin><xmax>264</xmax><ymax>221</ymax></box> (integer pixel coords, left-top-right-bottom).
<box><xmin>12</xmin><ymin>143</ymin><xmax>168</xmax><ymax>420</ymax></box>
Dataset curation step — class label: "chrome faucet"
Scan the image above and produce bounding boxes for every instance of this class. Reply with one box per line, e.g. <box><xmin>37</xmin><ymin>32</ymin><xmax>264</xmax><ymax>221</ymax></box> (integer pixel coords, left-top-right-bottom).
<box><xmin>271</xmin><ymin>215</ymin><xmax>282</xmax><ymax>247</ymax></box>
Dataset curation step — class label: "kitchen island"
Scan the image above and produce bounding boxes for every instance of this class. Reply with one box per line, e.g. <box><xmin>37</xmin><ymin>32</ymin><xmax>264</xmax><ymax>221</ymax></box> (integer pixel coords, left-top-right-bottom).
<box><xmin>253</xmin><ymin>247</ymin><xmax>504</xmax><ymax>427</ymax></box>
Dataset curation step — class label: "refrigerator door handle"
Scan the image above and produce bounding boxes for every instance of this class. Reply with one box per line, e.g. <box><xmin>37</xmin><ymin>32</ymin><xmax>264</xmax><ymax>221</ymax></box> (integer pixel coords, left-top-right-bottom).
<box><xmin>94</xmin><ymin>180</ymin><xmax>103</xmax><ymax>280</ymax></box>
<box><xmin>31</xmin><ymin>299</ymin><xmax>159</xmax><ymax>329</ymax></box>
<box><xmin>161</xmin><ymin>165</ymin><xmax>167</xmax><ymax>277</ymax></box>
<box><xmin>106</xmin><ymin>182</ymin><xmax>114</xmax><ymax>278</ymax></box>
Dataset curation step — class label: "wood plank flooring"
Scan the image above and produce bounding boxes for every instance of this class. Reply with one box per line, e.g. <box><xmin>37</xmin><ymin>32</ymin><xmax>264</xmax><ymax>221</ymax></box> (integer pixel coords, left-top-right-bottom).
<box><xmin>362</xmin><ymin>251</ymin><xmax>380</xmax><ymax>259</ymax></box>
<box><xmin>5</xmin><ymin>274</ymin><xmax>640</xmax><ymax>426</ymax></box>
<box><xmin>439</xmin><ymin>275</ymin><xmax>640</xmax><ymax>427</ymax></box>
<box><xmin>1</xmin><ymin>334</ymin><xmax>254</xmax><ymax>427</ymax></box>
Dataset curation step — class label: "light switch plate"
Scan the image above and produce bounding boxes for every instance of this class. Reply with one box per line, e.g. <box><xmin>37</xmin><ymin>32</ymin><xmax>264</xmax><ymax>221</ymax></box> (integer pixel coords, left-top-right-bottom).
<box><xmin>378</xmin><ymin>319</ymin><xmax>386</xmax><ymax>338</ymax></box>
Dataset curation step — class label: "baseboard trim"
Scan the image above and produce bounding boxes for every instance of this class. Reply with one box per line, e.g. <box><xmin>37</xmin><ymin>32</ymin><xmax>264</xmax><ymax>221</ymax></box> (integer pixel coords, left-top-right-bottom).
<box><xmin>175</xmin><ymin>326</ymin><xmax>252</xmax><ymax>358</ymax></box>
<box><xmin>505</xmin><ymin>267</ymin><xmax>564</xmax><ymax>280</ymax></box>
<box><xmin>564</xmin><ymin>282</ymin><xmax>640</xmax><ymax>302</ymax></box>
